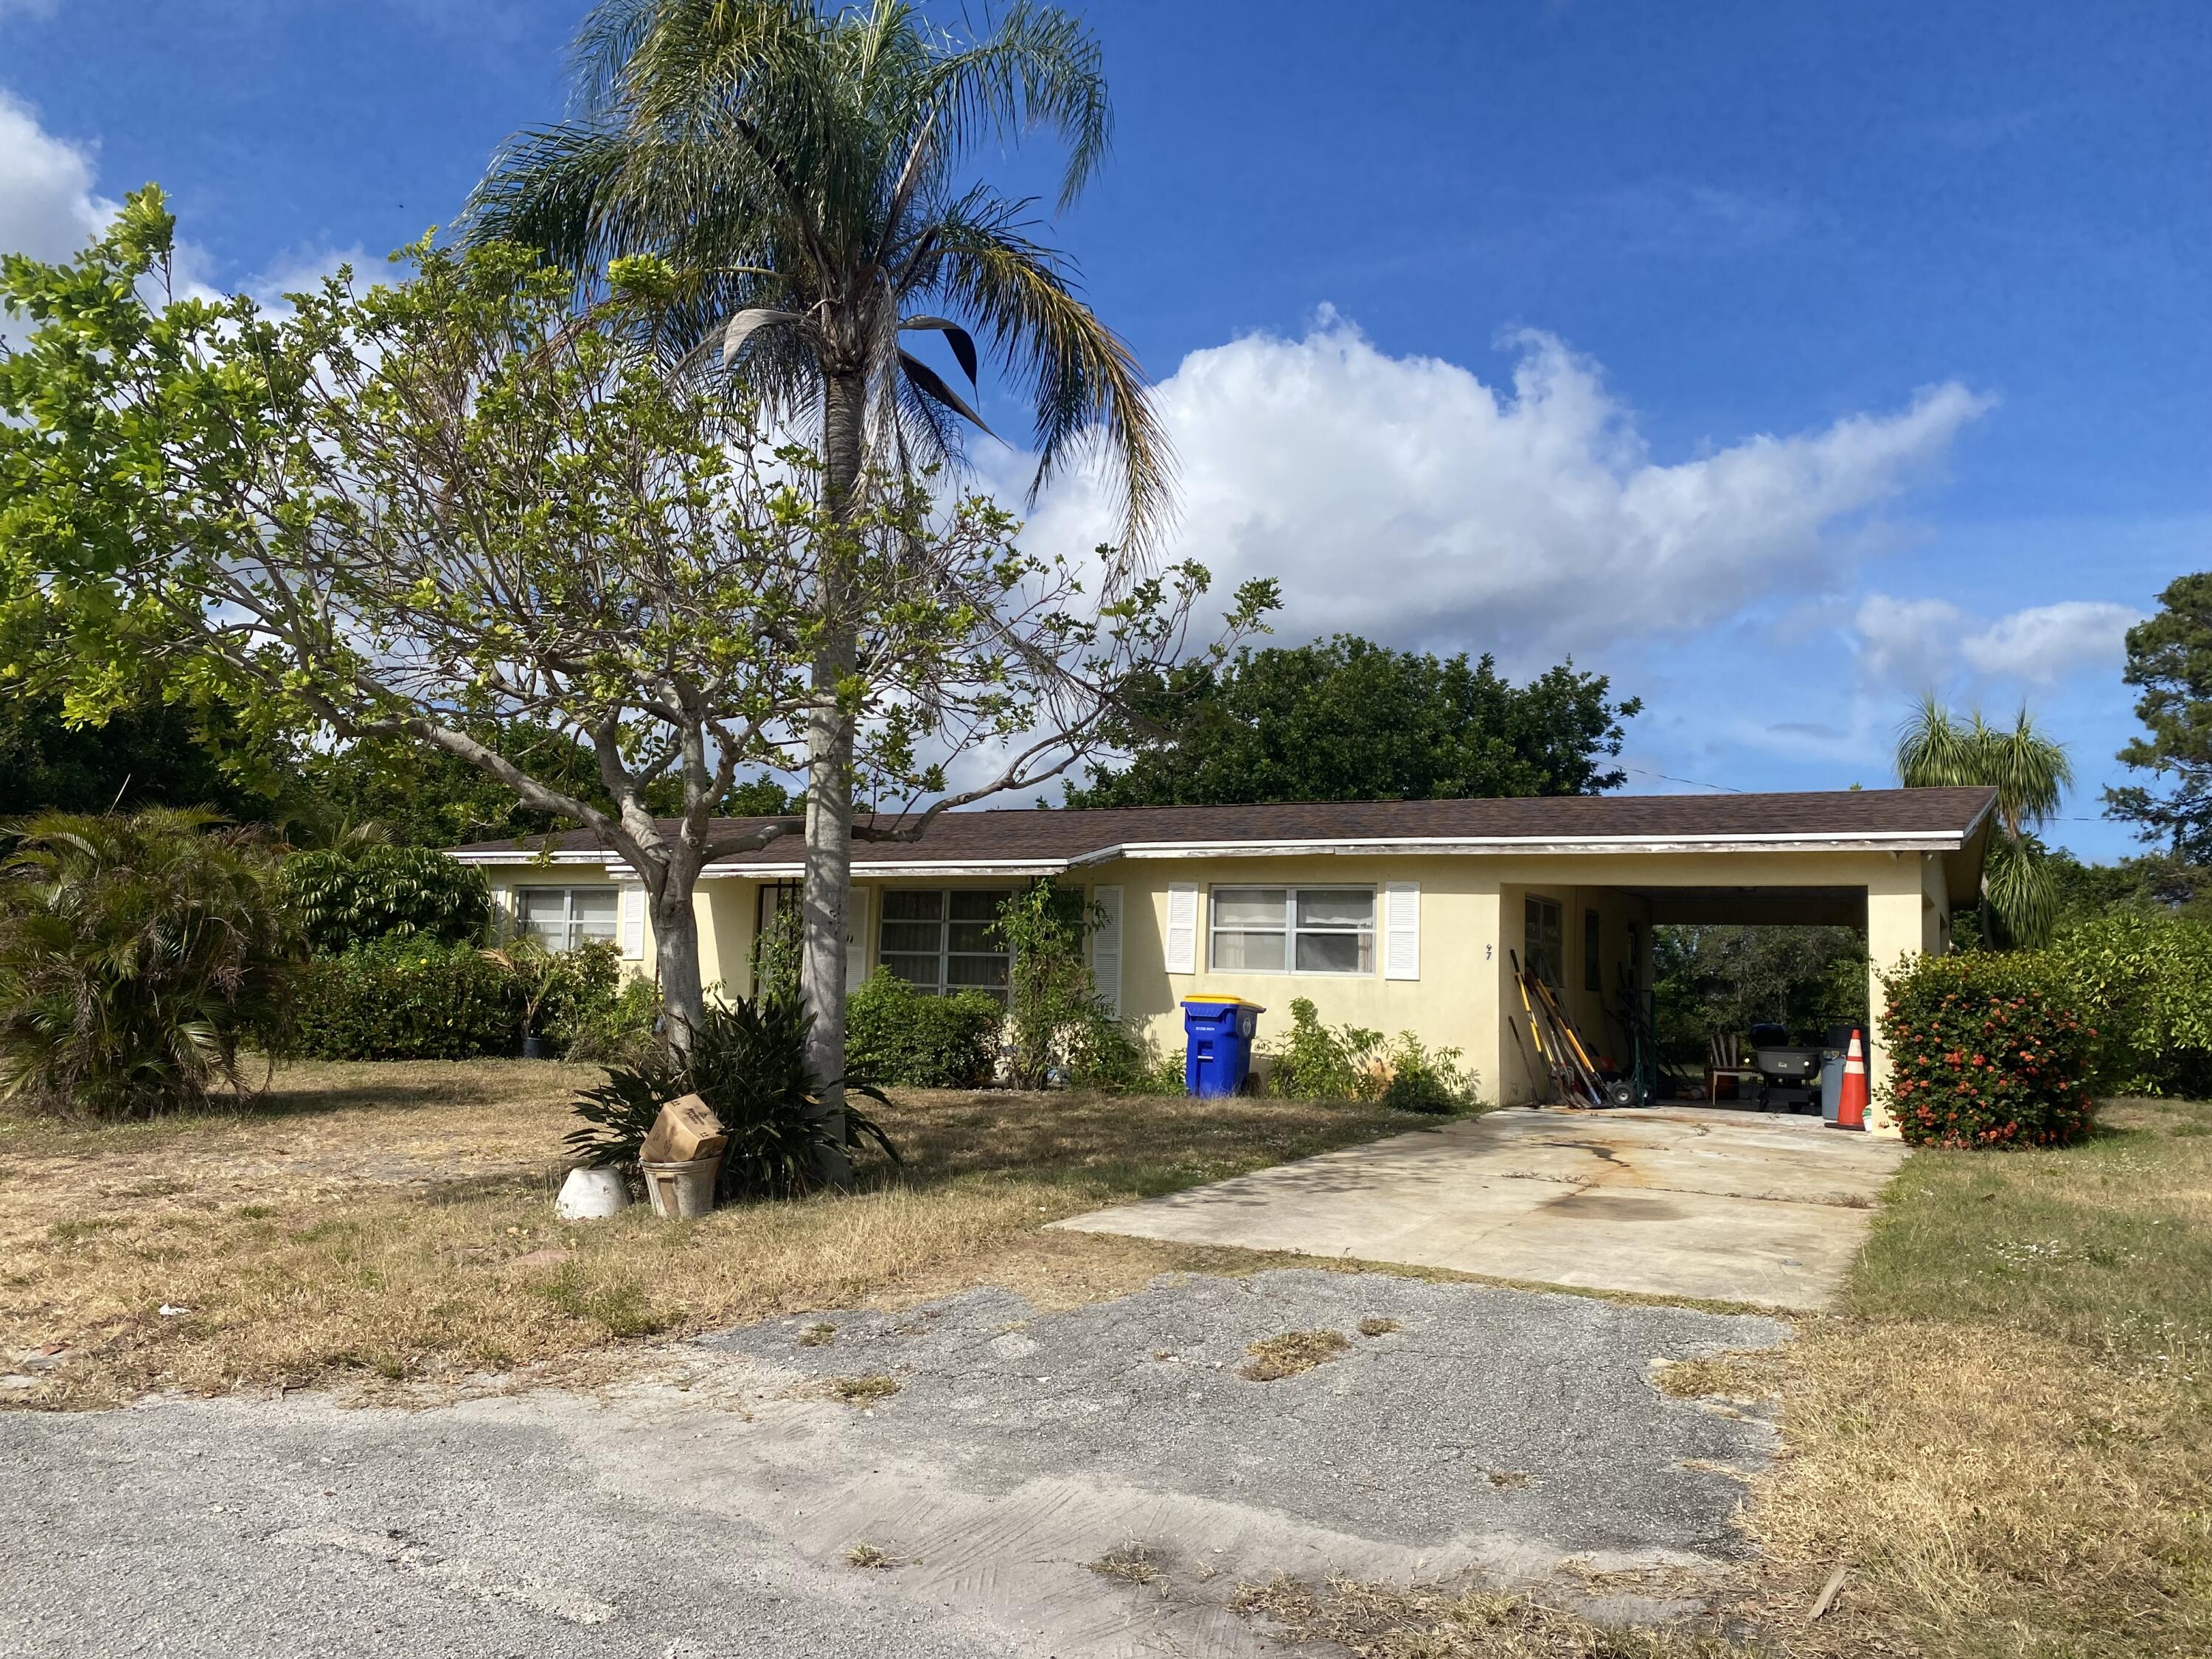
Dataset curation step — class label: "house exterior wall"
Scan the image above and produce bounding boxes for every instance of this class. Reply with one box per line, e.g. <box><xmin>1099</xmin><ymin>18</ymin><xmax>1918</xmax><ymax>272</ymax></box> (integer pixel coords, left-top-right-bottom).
<box><xmin>473</xmin><ymin>842</ymin><xmax>1955</xmax><ymax>1139</ymax></box>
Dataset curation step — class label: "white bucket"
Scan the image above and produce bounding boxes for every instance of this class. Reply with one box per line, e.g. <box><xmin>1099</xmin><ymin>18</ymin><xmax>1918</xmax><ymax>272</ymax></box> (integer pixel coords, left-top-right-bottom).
<box><xmin>554</xmin><ymin>1166</ymin><xmax>630</xmax><ymax>1221</ymax></box>
<box><xmin>640</xmin><ymin>1155</ymin><xmax>721</xmax><ymax>1220</ymax></box>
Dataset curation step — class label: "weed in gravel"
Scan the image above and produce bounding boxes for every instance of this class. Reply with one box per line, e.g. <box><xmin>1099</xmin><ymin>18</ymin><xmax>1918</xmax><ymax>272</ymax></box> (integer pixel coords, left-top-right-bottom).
<box><xmin>827</xmin><ymin>1372</ymin><xmax>899</xmax><ymax>1405</ymax></box>
<box><xmin>1357</xmin><ymin>1315</ymin><xmax>1400</xmax><ymax>1337</ymax></box>
<box><xmin>845</xmin><ymin>1542</ymin><xmax>900</xmax><ymax>1569</ymax></box>
<box><xmin>1088</xmin><ymin>1541</ymin><xmax>1165</xmax><ymax>1586</ymax></box>
<box><xmin>1241</xmin><ymin>1328</ymin><xmax>1351</xmax><ymax>1381</ymax></box>
<box><xmin>796</xmin><ymin>1321</ymin><xmax>837</xmax><ymax>1348</ymax></box>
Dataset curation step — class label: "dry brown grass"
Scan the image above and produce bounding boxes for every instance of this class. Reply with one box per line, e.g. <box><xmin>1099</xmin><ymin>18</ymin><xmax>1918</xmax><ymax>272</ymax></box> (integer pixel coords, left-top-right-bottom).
<box><xmin>1239</xmin><ymin>1326</ymin><xmax>1352</xmax><ymax>1381</ymax></box>
<box><xmin>1358</xmin><ymin>1315</ymin><xmax>1402</xmax><ymax>1338</ymax></box>
<box><xmin>1087</xmin><ymin>1540</ymin><xmax>1167</xmax><ymax>1587</ymax></box>
<box><xmin>0</xmin><ymin>1060</ymin><xmax>1408</xmax><ymax>1409</ymax></box>
<box><xmin>1730</xmin><ymin>1096</ymin><xmax>2212</xmax><ymax>1658</ymax></box>
<box><xmin>1230</xmin><ymin>1575</ymin><xmax>1751</xmax><ymax>1658</ymax></box>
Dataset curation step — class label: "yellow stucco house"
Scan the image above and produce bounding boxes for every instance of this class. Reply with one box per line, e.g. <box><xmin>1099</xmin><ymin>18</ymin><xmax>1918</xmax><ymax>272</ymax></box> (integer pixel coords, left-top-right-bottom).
<box><xmin>448</xmin><ymin>787</ymin><xmax>1995</xmax><ymax>1138</ymax></box>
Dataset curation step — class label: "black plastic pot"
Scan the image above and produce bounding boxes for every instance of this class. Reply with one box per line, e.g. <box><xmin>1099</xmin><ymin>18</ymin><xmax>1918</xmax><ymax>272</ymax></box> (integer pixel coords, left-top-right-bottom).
<box><xmin>521</xmin><ymin>1034</ymin><xmax>552</xmax><ymax>1060</ymax></box>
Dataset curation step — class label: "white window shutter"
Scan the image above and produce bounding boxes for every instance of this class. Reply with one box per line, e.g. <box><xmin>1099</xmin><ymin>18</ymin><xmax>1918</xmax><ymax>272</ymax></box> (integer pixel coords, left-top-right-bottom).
<box><xmin>1384</xmin><ymin>882</ymin><xmax>1420</xmax><ymax>980</ymax></box>
<box><xmin>1164</xmin><ymin>883</ymin><xmax>1199</xmax><ymax>975</ymax></box>
<box><xmin>618</xmin><ymin>882</ymin><xmax>647</xmax><ymax>960</ymax></box>
<box><xmin>844</xmin><ymin>886</ymin><xmax>870</xmax><ymax>992</ymax></box>
<box><xmin>1091</xmin><ymin>886</ymin><xmax>1124</xmax><ymax>1015</ymax></box>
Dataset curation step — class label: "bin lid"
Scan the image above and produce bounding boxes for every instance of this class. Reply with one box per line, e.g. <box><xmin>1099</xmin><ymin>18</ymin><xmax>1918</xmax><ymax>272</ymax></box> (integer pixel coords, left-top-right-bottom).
<box><xmin>1180</xmin><ymin>995</ymin><xmax>1265</xmax><ymax>1010</ymax></box>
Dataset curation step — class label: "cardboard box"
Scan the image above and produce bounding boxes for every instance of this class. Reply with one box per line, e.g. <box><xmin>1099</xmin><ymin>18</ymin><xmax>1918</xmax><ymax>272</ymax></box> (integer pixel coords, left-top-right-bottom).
<box><xmin>640</xmin><ymin>1093</ymin><xmax>728</xmax><ymax>1166</ymax></box>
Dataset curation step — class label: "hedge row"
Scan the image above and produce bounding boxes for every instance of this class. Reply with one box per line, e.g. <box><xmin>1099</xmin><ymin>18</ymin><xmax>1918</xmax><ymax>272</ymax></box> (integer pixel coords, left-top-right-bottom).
<box><xmin>844</xmin><ymin>970</ymin><xmax>1002</xmax><ymax>1088</ymax></box>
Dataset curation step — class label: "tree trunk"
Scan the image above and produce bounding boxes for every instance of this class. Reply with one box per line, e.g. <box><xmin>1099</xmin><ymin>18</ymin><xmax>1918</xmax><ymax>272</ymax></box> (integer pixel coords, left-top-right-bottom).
<box><xmin>798</xmin><ymin>366</ymin><xmax>865</xmax><ymax>1183</ymax></box>
<box><xmin>653</xmin><ymin>883</ymin><xmax>706</xmax><ymax>1060</ymax></box>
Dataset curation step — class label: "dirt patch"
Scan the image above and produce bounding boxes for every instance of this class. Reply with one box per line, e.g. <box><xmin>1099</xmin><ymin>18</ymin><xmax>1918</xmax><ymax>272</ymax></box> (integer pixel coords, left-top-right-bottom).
<box><xmin>1240</xmin><ymin>1327</ymin><xmax>1351</xmax><ymax>1381</ymax></box>
<box><xmin>1231</xmin><ymin>1573</ymin><xmax>1750</xmax><ymax>1657</ymax></box>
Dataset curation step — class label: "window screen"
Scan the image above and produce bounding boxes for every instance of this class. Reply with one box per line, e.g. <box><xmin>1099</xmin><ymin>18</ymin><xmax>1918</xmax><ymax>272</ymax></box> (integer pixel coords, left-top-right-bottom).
<box><xmin>515</xmin><ymin>886</ymin><xmax>619</xmax><ymax>952</ymax></box>
<box><xmin>1209</xmin><ymin>887</ymin><xmax>1374</xmax><ymax>975</ymax></box>
<box><xmin>877</xmin><ymin>888</ymin><xmax>1015</xmax><ymax>999</ymax></box>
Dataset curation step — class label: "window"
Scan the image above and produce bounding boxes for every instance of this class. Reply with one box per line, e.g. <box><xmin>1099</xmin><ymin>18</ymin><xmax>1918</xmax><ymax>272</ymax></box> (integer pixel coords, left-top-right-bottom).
<box><xmin>878</xmin><ymin>888</ymin><xmax>1015</xmax><ymax>1000</ymax></box>
<box><xmin>1209</xmin><ymin>886</ymin><xmax>1375</xmax><ymax>975</ymax></box>
<box><xmin>1584</xmin><ymin>908</ymin><xmax>1602</xmax><ymax>992</ymax></box>
<box><xmin>515</xmin><ymin>886</ymin><xmax>619</xmax><ymax>952</ymax></box>
<box><xmin>1525</xmin><ymin>895</ymin><xmax>1563</xmax><ymax>987</ymax></box>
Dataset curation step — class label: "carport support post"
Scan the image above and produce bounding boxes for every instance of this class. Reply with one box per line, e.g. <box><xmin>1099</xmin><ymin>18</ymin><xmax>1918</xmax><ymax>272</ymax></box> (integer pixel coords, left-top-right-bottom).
<box><xmin>1863</xmin><ymin>858</ymin><xmax>1928</xmax><ymax>1139</ymax></box>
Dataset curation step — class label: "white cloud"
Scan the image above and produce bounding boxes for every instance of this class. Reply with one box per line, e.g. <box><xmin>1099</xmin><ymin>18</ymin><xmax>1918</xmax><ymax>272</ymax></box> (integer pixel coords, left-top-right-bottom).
<box><xmin>1010</xmin><ymin>316</ymin><xmax>1992</xmax><ymax>663</ymax></box>
<box><xmin>1851</xmin><ymin>594</ymin><xmax>2140</xmax><ymax>691</ymax></box>
<box><xmin>0</xmin><ymin>90</ymin><xmax>113</xmax><ymax>262</ymax></box>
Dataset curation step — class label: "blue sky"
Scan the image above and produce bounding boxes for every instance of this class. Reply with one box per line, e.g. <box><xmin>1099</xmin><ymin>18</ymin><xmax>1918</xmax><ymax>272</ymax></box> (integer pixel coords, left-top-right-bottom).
<box><xmin>3</xmin><ymin>0</ymin><xmax>2205</xmax><ymax>855</ymax></box>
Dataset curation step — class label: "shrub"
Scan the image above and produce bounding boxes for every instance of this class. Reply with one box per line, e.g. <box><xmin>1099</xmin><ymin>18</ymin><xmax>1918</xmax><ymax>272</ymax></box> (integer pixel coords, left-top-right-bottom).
<box><xmin>1879</xmin><ymin>950</ymin><xmax>2096</xmax><ymax>1149</ymax></box>
<box><xmin>294</xmin><ymin>936</ymin><xmax>519</xmax><ymax>1060</ymax></box>
<box><xmin>1267</xmin><ymin>998</ymin><xmax>1385</xmax><ymax>1101</ymax></box>
<box><xmin>279</xmin><ymin>844</ymin><xmax>490</xmax><ymax>954</ymax></box>
<box><xmin>557</xmin><ymin>972</ymin><xmax>661</xmax><ymax>1065</ymax></box>
<box><xmin>1264</xmin><ymin>998</ymin><xmax>1478</xmax><ymax>1111</ymax></box>
<box><xmin>845</xmin><ymin>970</ymin><xmax>1001</xmax><ymax>1088</ymax></box>
<box><xmin>993</xmin><ymin>881</ymin><xmax>1121</xmax><ymax>1089</ymax></box>
<box><xmin>1377</xmin><ymin>1032</ymin><xmax>1479</xmax><ymax>1115</ymax></box>
<box><xmin>0</xmin><ymin>809</ymin><xmax>302</xmax><ymax>1119</ymax></box>
<box><xmin>2043</xmin><ymin>909</ymin><xmax>2212</xmax><ymax>1096</ymax></box>
<box><xmin>568</xmin><ymin>995</ymin><xmax>897</xmax><ymax>1200</ymax></box>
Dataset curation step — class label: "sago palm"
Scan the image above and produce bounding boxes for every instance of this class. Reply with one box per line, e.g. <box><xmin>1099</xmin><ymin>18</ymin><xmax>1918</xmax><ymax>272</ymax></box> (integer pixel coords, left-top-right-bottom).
<box><xmin>466</xmin><ymin>0</ymin><xmax>1172</xmax><ymax>1084</ymax></box>
<box><xmin>1897</xmin><ymin>697</ymin><xmax>2075</xmax><ymax>947</ymax></box>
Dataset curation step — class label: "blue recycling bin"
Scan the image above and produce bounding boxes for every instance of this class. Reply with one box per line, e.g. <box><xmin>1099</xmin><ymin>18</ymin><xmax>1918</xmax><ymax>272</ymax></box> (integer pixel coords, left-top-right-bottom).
<box><xmin>1183</xmin><ymin>997</ymin><xmax>1264</xmax><ymax>1097</ymax></box>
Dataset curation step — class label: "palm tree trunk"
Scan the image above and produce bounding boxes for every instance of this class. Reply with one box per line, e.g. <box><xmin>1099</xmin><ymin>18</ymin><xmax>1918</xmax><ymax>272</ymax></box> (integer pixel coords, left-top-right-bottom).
<box><xmin>798</xmin><ymin>367</ymin><xmax>864</xmax><ymax>1182</ymax></box>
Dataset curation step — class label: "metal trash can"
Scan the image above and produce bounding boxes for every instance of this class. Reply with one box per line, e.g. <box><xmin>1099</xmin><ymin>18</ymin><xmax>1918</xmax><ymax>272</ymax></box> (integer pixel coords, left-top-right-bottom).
<box><xmin>1183</xmin><ymin>998</ymin><xmax>1264</xmax><ymax>1097</ymax></box>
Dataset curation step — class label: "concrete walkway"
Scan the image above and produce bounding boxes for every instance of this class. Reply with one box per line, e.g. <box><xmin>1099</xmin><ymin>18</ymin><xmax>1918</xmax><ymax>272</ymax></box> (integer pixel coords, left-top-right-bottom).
<box><xmin>1053</xmin><ymin>1107</ymin><xmax>1908</xmax><ymax>1310</ymax></box>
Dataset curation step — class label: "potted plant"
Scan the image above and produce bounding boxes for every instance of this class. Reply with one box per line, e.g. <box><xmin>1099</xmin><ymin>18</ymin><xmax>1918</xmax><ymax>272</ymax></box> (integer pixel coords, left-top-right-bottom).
<box><xmin>480</xmin><ymin>937</ymin><xmax>561</xmax><ymax>1059</ymax></box>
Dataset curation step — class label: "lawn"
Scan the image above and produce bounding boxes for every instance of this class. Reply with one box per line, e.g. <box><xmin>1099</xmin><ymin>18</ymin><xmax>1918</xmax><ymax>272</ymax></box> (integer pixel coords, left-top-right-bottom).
<box><xmin>1715</xmin><ymin>1096</ymin><xmax>2212</xmax><ymax>1658</ymax></box>
<box><xmin>0</xmin><ymin>1059</ymin><xmax>1413</xmax><ymax>1410</ymax></box>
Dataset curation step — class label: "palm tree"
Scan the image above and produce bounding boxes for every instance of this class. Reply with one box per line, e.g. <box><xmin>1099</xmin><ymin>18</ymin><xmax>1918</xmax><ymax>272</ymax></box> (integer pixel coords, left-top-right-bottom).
<box><xmin>1896</xmin><ymin>697</ymin><xmax>2075</xmax><ymax>947</ymax></box>
<box><xmin>466</xmin><ymin>0</ymin><xmax>1172</xmax><ymax>1089</ymax></box>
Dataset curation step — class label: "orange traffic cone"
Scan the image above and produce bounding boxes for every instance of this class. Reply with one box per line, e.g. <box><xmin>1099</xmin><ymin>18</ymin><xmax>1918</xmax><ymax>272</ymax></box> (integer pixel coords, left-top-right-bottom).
<box><xmin>1829</xmin><ymin>1029</ymin><xmax>1868</xmax><ymax>1132</ymax></box>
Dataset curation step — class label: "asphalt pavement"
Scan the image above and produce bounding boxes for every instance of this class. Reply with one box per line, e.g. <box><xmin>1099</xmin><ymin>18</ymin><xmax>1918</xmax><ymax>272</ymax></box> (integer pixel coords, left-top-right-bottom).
<box><xmin>2</xmin><ymin>1270</ymin><xmax>1787</xmax><ymax>1658</ymax></box>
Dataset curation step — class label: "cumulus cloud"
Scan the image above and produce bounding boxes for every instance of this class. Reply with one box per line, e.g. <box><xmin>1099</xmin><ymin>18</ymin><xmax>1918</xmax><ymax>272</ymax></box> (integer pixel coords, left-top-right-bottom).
<box><xmin>1008</xmin><ymin>315</ymin><xmax>1991</xmax><ymax>662</ymax></box>
<box><xmin>0</xmin><ymin>91</ymin><xmax>113</xmax><ymax>262</ymax></box>
<box><xmin>1853</xmin><ymin>594</ymin><xmax>2140</xmax><ymax>690</ymax></box>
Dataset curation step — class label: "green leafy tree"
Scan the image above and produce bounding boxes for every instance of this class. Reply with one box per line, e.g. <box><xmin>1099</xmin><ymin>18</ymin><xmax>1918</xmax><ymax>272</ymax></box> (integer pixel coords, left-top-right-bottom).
<box><xmin>1896</xmin><ymin>698</ymin><xmax>2073</xmax><ymax>948</ymax></box>
<box><xmin>1650</xmin><ymin>925</ymin><xmax>1868</xmax><ymax>1062</ymax></box>
<box><xmin>0</xmin><ymin>198</ymin><xmax>1239</xmax><ymax>1077</ymax></box>
<box><xmin>2107</xmin><ymin>571</ymin><xmax>2212</xmax><ymax>861</ymax></box>
<box><xmin>1064</xmin><ymin>637</ymin><xmax>1638</xmax><ymax>807</ymax></box>
<box><xmin>0</xmin><ymin>810</ymin><xmax>302</xmax><ymax>1118</ymax></box>
<box><xmin>278</xmin><ymin>844</ymin><xmax>493</xmax><ymax>955</ymax></box>
<box><xmin>467</xmin><ymin>0</ymin><xmax>1177</xmax><ymax>1093</ymax></box>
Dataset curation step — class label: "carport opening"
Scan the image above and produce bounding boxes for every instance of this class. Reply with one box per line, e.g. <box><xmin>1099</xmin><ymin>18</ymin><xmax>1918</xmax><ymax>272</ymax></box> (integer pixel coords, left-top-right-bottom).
<box><xmin>1630</xmin><ymin>888</ymin><xmax>1868</xmax><ymax>1116</ymax></box>
<box><xmin>1513</xmin><ymin>883</ymin><xmax>1878</xmax><ymax>1116</ymax></box>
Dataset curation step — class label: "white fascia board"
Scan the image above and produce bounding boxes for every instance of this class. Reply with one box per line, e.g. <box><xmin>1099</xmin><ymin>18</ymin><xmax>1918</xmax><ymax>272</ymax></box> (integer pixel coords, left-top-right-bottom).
<box><xmin>1069</xmin><ymin>831</ymin><xmax>1970</xmax><ymax>863</ymax></box>
<box><xmin>704</xmin><ymin>859</ymin><xmax>1071</xmax><ymax>879</ymax></box>
<box><xmin>448</xmin><ymin>851</ymin><xmax>622</xmax><ymax>867</ymax></box>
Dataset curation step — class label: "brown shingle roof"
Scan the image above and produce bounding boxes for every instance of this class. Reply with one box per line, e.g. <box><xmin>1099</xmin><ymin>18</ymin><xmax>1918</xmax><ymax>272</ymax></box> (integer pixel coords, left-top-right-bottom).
<box><xmin>448</xmin><ymin>787</ymin><xmax>1996</xmax><ymax>868</ymax></box>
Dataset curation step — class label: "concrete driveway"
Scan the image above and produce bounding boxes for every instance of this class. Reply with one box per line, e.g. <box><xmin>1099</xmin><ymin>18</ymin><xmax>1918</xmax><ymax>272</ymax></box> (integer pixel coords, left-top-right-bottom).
<box><xmin>4</xmin><ymin>1271</ymin><xmax>1787</xmax><ymax>1659</ymax></box>
<box><xmin>1054</xmin><ymin>1107</ymin><xmax>1907</xmax><ymax>1310</ymax></box>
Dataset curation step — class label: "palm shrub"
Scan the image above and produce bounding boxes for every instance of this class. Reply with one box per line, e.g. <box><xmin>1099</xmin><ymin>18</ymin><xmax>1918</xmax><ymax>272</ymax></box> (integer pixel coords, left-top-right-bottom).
<box><xmin>1897</xmin><ymin>699</ymin><xmax>2073</xmax><ymax>947</ymax></box>
<box><xmin>1878</xmin><ymin>950</ymin><xmax>2095</xmax><ymax>1148</ymax></box>
<box><xmin>279</xmin><ymin>844</ymin><xmax>490</xmax><ymax>954</ymax></box>
<box><xmin>0</xmin><ymin>809</ymin><xmax>302</xmax><ymax>1119</ymax></box>
<box><xmin>568</xmin><ymin>996</ymin><xmax>897</xmax><ymax>1200</ymax></box>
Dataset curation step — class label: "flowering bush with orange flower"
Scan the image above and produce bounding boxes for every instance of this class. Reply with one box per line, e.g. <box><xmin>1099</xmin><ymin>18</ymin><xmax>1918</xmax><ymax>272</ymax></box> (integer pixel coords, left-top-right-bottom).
<box><xmin>1877</xmin><ymin>951</ymin><xmax>2096</xmax><ymax>1149</ymax></box>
